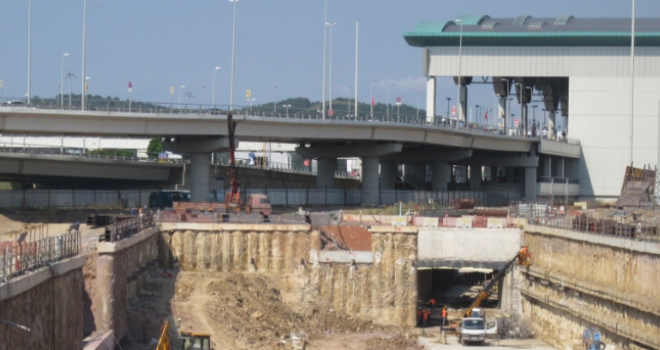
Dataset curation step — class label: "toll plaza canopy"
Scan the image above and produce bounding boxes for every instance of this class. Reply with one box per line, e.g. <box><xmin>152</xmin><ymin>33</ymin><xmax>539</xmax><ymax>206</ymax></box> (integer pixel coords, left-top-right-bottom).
<box><xmin>404</xmin><ymin>15</ymin><xmax>660</xmax><ymax>47</ymax></box>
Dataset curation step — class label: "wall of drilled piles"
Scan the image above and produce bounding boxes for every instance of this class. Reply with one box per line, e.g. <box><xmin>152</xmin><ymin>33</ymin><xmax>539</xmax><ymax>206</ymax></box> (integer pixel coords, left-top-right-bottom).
<box><xmin>521</xmin><ymin>225</ymin><xmax>660</xmax><ymax>349</ymax></box>
<box><xmin>159</xmin><ymin>225</ymin><xmax>418</xmax><ymax>327</ymax></box>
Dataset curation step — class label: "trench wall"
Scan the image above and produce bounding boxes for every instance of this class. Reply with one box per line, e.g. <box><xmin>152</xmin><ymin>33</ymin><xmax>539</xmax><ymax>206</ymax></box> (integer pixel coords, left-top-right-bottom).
<box><xmin>159</xmin><ymin>224</ymin><xmax>417</xmax><ymax>327</ymax></box>
<box><xmin>93</xmin><ymin>227</ymin><xmax>160</xmax><ymax>342</ymax></box>
<box><xmin>0</xmin><ymin>256</ymin><xmax>85</xmax><ymax>350</ymax></box>
<box><xmin>522</xmin><ymin>225</ymin><xmax>660</xmax><ymax>349</ymax></box>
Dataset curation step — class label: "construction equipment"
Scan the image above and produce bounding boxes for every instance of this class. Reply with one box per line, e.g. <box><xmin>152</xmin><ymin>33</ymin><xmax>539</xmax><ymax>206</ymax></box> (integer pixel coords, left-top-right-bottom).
<box><xmin>155</xmin><ymin>321</ymin><xmax>171</xmax><ymax>350</ymax></box>
<box><xmin>582</xmin><ymin>327</ymin><xmax>606</xmax><ymax>350</ymax></box>
<box><xmin>171</xmin><ymin>113</ymin><xmax>272</xmax><ymax>215</ymax></box>
<box><xmin>178</xmin><ymin>331</ymin><xmax>214</xmax><ymax>350</ymax></box>
<box><xmin>463</xmin><ymin>246</ymin><xmax>532</xmax><ymax>318</ymax></box>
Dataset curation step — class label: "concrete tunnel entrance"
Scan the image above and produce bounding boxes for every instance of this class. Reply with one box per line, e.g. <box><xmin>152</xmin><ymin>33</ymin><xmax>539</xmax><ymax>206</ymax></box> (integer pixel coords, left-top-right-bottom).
<box><xmin>416</xmin><ymin>268</ymin><xmax>498</xmax><ymax>326</ymax></box>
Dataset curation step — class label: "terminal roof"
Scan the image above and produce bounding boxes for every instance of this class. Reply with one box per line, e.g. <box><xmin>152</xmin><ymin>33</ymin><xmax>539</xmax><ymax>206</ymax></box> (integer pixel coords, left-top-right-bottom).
<box><xmin>404</xmin><ymin>16</ymin><xmax>660</xmax><ymax>47</ymax></box>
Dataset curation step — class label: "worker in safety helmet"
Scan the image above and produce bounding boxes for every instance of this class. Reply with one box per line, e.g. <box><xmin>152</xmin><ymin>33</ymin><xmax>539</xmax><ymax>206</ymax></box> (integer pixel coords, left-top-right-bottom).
<box><xmin>416</xmin><ymin>307</ymin><xmax>422</xmax><ymax>326</ymax></box>
<box><xmin>422</xmin><ymin>308</ymin><xmax>431</xmax><ymax>327</ymax></box>
<box><xmin>441</xmin><ymin>306</ymin><xmax>448</xmax><ymax>326</ymax></box>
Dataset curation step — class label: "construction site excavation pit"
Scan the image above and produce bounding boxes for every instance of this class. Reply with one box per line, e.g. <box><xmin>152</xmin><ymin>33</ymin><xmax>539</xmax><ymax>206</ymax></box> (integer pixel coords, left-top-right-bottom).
<box><xmin>120</xmin><ymin>223</ymin><xmax>424</xmax><ymax>350</ymax></box>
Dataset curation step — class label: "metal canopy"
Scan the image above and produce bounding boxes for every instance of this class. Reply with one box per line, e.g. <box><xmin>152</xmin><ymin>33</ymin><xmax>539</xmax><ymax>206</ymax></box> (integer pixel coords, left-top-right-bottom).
<box><xmin>404</xmin><ymin>17</ymin><xmax>660</xmax><ymax>47</ymax></box>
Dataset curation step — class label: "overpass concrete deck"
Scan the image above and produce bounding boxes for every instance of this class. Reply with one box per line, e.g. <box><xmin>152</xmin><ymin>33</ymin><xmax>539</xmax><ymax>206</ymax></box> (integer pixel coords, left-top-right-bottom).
<box><xmin>0</xmin><ymin>108</ymin><xmax>581</xmax><ymax>154</ymax></box>
<box><xmin>0</xmin><ymin>108</ymin><xmax>581</xmax><ymax>203</ymax></box>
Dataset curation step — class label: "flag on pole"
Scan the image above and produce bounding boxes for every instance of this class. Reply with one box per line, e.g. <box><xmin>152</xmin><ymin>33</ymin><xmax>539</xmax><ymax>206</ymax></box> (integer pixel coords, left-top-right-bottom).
<box><xmin>371</xmin><ymin>97</ymin><xmax>375</xmax><ymax>106</ymax></box>
<box><xmin>484</xmin><ymin>109</ymin><xmax>489</xmax><ymax>120</ymax></box>
<box><xmin>128</xmin><ymin>81</ymin><xmax>133</xmax><ymax>92</ymax></box>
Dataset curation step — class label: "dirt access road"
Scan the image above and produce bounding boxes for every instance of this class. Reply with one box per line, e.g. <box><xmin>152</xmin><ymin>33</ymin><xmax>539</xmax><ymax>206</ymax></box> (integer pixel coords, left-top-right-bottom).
<box><xmin>419</xmin><ymin>336</ymin><xmax>554</xmax><ymax>349</ymax></box>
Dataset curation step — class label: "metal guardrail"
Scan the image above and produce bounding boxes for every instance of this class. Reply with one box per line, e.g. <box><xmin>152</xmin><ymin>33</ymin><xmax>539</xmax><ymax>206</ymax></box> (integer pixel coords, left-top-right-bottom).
<box><xmin>0</xmin><ymin>230</ymin><xmax>81</xmax><ymax>285</ymax></box>
<box><xmin>0</xmin><ymin>144</ymin><xmax>359</xmax><ymax>180</ymax></box>
<box><xmin>511</xmin><ymin>201</ymin><xmax>660</xmax><ymax>242</ymax></box>
<box><xmin>104</xmin><ymin>214</ymin><xmax>154</xmax><ymax>242</ymax></box>
<box><xmin>537</xmin><ymin>176</ymin><xmax>579</xmax><ymax>184</ymax></box>
<box><xmin>0</xmin><ymin>99</ymin><xmax>579</xmax><ymax>145</ymax></box>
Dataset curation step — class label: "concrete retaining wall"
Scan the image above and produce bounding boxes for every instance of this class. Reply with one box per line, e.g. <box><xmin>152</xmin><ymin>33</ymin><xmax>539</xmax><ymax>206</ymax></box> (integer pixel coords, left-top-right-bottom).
<box><xmin>0</xmin><ymin>256</ymin><xmax>85</xmax><ymax>350</ymax></box>
<box><xmin>93</xmin><ymin>227</ymin><xmax>160</xmax><ymax>342</ymax></box>
<box><xmin>522</xmin><ymin>224</ymin><xmax>660</xmax><ymax>349</ymax></box>
<box><xmin>159</xmin><ymin>224</ymin><xmax>418</xmax><ymax>327</ymax></box>
<box><xmin>417</xmin><ymin>228</ymin><xmax>522</xmax><ymax>268</ymax></box>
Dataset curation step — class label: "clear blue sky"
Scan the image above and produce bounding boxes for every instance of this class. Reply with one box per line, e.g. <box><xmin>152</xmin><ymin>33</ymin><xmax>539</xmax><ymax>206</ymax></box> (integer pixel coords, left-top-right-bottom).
<box><xmin>1</xmin><ymin>0</ymin><xmax>657</xmax><ymax>117</ymax></box>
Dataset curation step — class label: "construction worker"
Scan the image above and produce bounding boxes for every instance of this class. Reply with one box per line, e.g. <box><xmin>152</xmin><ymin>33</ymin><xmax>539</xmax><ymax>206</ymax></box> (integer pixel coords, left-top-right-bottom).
<box><xmin>428</xmin><ymin>298</ymin><xmax>436</xmax><ymax>307</ymax></box>
<box><xmin>422</xmin><ymin>308</ymin><xmax>431</xmax><ymax>327</ymax></box>
<box><xmin>416</xmin><ymin>307</ymin><xmax>422</xmax><ymax>326</ymax></box>
<box><xmin>441</xmin><ymin>306</ymin><xmax>448</xmax><ymax>326</ymax></box>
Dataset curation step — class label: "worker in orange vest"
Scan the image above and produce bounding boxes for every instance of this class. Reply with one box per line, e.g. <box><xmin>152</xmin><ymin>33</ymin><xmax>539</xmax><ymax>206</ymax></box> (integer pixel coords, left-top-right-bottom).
<box><xmin>416</xmin><ymin>307</ymin><xmax>422</xmax><ymax>326</ymax></box>
<box><xmin>422</xmin><ymin>308</ymin><xmax>431</xmax><ymax>327</ymax></box>
<box><xmin>428</xmin><ymin>298</ymin><xmax>436</xmax><ymax>307</ymax></box>
<box><xmin>441</xmin><ymin>306</ymin><xmax>448</xmax><ymax>326</ymax></box>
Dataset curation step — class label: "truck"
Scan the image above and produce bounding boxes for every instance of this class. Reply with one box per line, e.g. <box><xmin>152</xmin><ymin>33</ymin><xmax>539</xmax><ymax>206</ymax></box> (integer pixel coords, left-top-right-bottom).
<box><xmin>458</xmin><ymin>317</ymin><xmax>497</xmax><ymax>345</ymax></box>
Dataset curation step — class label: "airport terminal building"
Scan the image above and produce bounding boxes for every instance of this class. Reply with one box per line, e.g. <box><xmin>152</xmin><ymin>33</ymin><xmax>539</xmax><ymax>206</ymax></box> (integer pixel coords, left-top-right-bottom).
<box><xmin>405</xmin><ymin>15</ymin><xmax>660</xmax><ymax>198</ymax></box>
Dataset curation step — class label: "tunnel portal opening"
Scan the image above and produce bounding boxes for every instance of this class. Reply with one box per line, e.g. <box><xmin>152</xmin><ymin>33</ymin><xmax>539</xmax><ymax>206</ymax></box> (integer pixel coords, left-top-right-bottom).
<box><xmin>416</xmin><ymin>268</ymin><xmax>499</xmax><ymax>327</ymax></box>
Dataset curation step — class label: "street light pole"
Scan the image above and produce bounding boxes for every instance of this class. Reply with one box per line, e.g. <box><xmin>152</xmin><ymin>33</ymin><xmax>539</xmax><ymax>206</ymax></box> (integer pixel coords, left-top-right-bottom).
<box><xmin>27</xmin><ymin>0</ymin><xmax>32</xmax><ymax>105</ymax></box>
<box><xmin>178</xmin><ymin>85</ymin><xmax>185</xmax><ymax>108</ymax></box>
<box><xmin>321</xmin><ymin>0</ymin><xmax>328</xmax><ymax>119</ymax></box>
<box><xmin>81</xmin><ymin>0</ymin><xmax>88</xmax><ymax>111</ymax></box>
<box><xmin>348</xmin><ymin>86</ymin><xmax>352</xmax><ymax>117</ymax></box>
<box><xmin>60</xmin><ymin>53</ymin><xmax>69</xmax><ymax>108</ymax></box>
<box><xmin>273</xmin><ymin>86</ymin><xmax>277</xmax><ymax>114</ymax></box>
<box><xmin>446</xmin><ymin>97</ymin><xmax>451</xmax><ymax>119</ymax></box>
<box><xmin>229</xmin><ymin>0</ymin><xmax>241</xmax><ymax>111</ymax></box>
<box><xmin>417</xmin><ymin>90</ymin><xmax>423</xmax><ymax>119</ymax></box>
<box><xmin>327</xmin><ymin>22</ymin><xmax>336</xmax><ymax>114</ymax></box>
<box><xmin>212</xmin><ymin>66</ymin><xmax>220</xmax><ymax>109</ymax></box>
<box><xmin>370</xmin><ymin>78</ymin><xmax>378</xmax><ymax>119</ymax></box>
<box><xmin>386</xmin><ymin>82</ymin><xmax>394</xmax><ymax>120</ymax></box>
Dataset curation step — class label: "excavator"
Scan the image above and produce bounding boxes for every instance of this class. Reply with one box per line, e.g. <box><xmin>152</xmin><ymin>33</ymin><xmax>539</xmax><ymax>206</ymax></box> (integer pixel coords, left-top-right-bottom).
<box><xmin>156</xmin><ymin>321</ymin><xmax>215</xmax><ymax>350</ymax></box>
<box><xmin>463</xmin><ymin>246</ymin><xmax>532</xmax><ymax>319</ymax></box>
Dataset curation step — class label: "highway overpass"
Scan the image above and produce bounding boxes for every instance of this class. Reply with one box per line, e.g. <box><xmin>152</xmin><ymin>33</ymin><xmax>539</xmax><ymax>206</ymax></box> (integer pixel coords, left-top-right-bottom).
<box><xmin>0</xmin><ymin>108</ymin><xmax>580</xmax><ymax>204</ymax></box>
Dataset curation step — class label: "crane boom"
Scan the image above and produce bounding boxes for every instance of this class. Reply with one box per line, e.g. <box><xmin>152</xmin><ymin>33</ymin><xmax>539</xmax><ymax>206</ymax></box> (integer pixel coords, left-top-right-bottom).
<box><xmin>225</xmin><ymin>113</ymin><xmax>241</xmax><ymax>206</ymax></box>
<box><xmin>463</xmin><ymin>247</ymin><xmax>532</xmax><ymax>318</ymax></box>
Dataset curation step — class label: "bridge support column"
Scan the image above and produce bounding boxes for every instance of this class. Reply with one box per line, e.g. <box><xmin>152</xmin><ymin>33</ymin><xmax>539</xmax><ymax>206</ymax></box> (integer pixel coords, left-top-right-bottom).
<box><xmin>490</xmin><ymin>166</ymin><xmax>498</xmax><ymax>183</ymax></box>
<box><xmin>380</xmin><ymin>161</ymin><xmax>397</xmax><ymax>190</ymax></box>
<box><xmin>361</xmin><ymin>156</ymin><xmax>379</xmax><ymax>206</ymax></box>
<box><xmin>190</xmin><ymin>153</ymin><xmax>211</xmax><ymax>202</ymax></box>
<box><xmin>498</xmin><ymin>97</ymin><xmax>507</xmax><ymax>130</ymax></box>
<box><xmin>317</xmin><ymin>157</ymin><xmax>336</xmax><ymax>189</ymax></box>
<box><xmin>432</xmin><ymin>162</ymin><xmax>450</xmax><ymax>192</ymax></box>
<box><xmin>525</xmin><ymin>167</ymin><xmax>538</xmax><ymax>200</ymax></box>
<box><xmin>459</xmin><ymin>85</ymin><xmax>468</xmax><ymax>122</ymax></box>
<box><xmin>505</xmin><ymin>167</ymin><xmax>515</xmax><ymax>183</ymax></box>
<box><xmin>426</xmin><ymin>77</ymin><xmax>436</xmax><ymax>123</ymax></box>
<box><xmin>469</xmin><ymin>165</ymin><xmax>481</xmax><ymax>190</ymax></box>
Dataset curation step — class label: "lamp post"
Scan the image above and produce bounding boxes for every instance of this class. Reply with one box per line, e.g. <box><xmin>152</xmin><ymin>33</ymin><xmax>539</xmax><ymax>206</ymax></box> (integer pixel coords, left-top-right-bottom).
<box><xmin>212</xmin><ymin>66</ymin><xmax>220</xmax><ymax>109</ymax></box>
<box><xmin>66</xmin><ymin>72</ymin><xmax>75</xmax><ymax>109</ymax></box>
<box><xmin>60</xmin><ymin>53</ymin><xmax>69</xmax><ymax>108</ymax></box>
<box><xmin>27</xmin><ymin>0</ymin><xmax>32</xmax><ymax>105</ymax></box>
<box><xmin>386</xmin><ymin>82</ymin><xmax>394</xmax><ymax>120</ymax></box>
<box><xmin>229</xmin><ymin>0</ymin><xmax>241</xmax><ymax>112</ymax></box>
<box><xmin>348</xmin><ymin>86</ymin><xmax>352</xmax><ymax>117</ymax></box>
<box><xmin>273</xmin><ymin>86</ymin><xmax>278</xmax><ymax>114</ymax></box>
<box><xmin>446</xmin><ymin>97</ymin><xmax>451</xmax><ymax>119</ymax></box>
<box><xmin>455</xmin><ymin>18</ymin><xmax>464</xmax><ymax>122</ymax></box>
<box><xmin>370</xmin><ymin>78</ymin><xmax>378</xmax><ymax>119</ymax></box>
<box><xmin>327</xmin><ymin>22</ymin><xmax>337</xmax><ymax>114</ymax></box>
<box><xmin>321</xmin><ymin>0</ymin><xmax>328</xmax><ymax>119</ymax></box>
<box><xmin>417</xmin><ymin>90</ymin><xmax>423</xmax><ymax>120</ymax></box>
<box><xmin>501</xmin><ymin>78</ymin><xmax>511</xmax><ymax>130</ymax></box>
<box><xmin>81</xmin><ymin>0</ymin><xmax>88</xmax><ymax>111</ymax></box>
<box><xmin>178</xmin><ymin>85</ymin><xmax>185</xmax><ymax>108</ymax></box>
<box><xmin>475</xmin><ymin>105</ymin><xmax>480</xmax><ymax>125</ymax></box>
<box><xmin>630</xmin><ymin>0</ymin><xmax>636</xmax><ymax>163</ymax></box>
